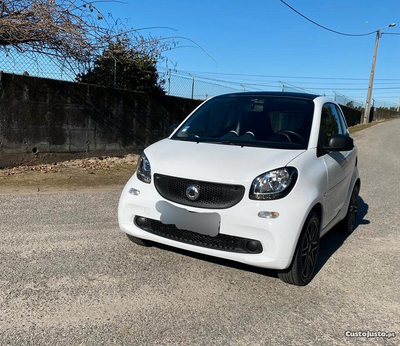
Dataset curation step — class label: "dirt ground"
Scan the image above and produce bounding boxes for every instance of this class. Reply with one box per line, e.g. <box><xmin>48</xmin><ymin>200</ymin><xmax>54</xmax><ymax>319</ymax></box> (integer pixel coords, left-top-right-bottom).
<box><xmin>0</xmin><ymin>154</ymin><xmax>139</xmax><ymax>194</ymax></box>
<box><xmin>0</xmin><ymin>119</ymin><xmax>391</xmax><ymax>194</ymax></box>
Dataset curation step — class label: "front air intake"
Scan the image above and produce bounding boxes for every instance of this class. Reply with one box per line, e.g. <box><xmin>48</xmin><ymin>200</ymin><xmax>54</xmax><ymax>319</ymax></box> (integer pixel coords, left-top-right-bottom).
<box><xmin>154</xmin><ymin>174</ymin><xmax>245</xmax><ymax>209</ymax></box>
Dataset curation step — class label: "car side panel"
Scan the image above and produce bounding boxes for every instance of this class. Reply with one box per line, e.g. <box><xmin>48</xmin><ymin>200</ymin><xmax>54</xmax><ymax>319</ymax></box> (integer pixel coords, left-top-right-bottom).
<box><xmin>323</xmin><ymin>148</ymin><xmax>356</xmax><ymax>227</ymax></box>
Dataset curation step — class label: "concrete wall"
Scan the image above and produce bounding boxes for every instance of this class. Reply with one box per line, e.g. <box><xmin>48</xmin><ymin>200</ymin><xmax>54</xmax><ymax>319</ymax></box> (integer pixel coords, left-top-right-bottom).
<box><xmin>338</xmin><ymin>105</ymin><xmax>362</xmax><ymax>127</ymax></box>
<box><xmin>0</xmin><ymin>72</ymin><xmax>201</xmax><ymax>167</ymax></box>
<box><xmin>331</xmin><ymin>104</ymin><xmax>400</xmax><ymax>126</ymax></box>
<box><xmin>2</xmin><ymin>71</ymin><xmax>399</xmax><ymax>167</ymax></box>
<box><xmin>371</xmin><ymin>107</ymin><xmax>400</xmax><ymax>121</ymax></box>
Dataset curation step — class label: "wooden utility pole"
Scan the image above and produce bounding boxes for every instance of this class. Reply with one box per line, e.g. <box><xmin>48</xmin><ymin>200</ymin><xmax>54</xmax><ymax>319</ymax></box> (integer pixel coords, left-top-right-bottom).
<box><xmin>363</xmin><ymin>23</ymin><xmax>396</xmax><ymax>123</ymax></box>
<box><xmin>363</xmin><ymin>30</ymin><xmax>380</xmax><ymax>124</ymax></box>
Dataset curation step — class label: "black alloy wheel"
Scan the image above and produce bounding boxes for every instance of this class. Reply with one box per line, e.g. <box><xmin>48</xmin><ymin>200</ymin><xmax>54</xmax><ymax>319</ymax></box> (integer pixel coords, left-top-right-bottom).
<box><xmin>341</xmin><ymin>183</ymin><xmax>359</xmax><ymax>234</ymax></box>
<box><xmin>278</xmin><ymin>212</ymin><xmax>320</xmax><ymax>286</ymax></box>
<box><xmin>300</xmin><ymin>215</ymin><xmax>320</xmax><ymax>281</ymax></box>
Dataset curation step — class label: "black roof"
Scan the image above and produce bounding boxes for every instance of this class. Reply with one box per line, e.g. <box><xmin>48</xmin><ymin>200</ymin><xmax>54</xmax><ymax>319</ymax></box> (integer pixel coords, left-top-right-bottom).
<box><xmin>214</xmin><ymin>91</ymin><xmax>320</xmax><ymax>100</ymax></box>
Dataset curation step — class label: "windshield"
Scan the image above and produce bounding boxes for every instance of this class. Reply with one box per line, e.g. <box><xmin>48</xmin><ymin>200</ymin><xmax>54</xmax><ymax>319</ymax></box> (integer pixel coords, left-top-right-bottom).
<box><xmin>171</xmin><ymin>95</ymin><xmax>315</xmax><ymax>149</ymax></box>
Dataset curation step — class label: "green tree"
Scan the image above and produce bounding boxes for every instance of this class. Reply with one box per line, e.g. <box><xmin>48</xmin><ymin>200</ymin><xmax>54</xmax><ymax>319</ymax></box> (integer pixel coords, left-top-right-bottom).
<box><xmin>76</xmin><ymin>40</ymin><xmax>165</xmax><ymax>93</ymax></box>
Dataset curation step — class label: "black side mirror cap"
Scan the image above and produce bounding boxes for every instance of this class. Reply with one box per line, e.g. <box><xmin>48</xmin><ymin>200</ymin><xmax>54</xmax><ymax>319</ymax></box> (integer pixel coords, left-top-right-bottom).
<box><xmin>167</xmin><ymin>124</ymin><xmax>178</xmax><ymax>137</ymax></box>
<box><xmin>323</xmin><ymin>134</ymin><xmax>354</xmax><ymax>152</ymax></box>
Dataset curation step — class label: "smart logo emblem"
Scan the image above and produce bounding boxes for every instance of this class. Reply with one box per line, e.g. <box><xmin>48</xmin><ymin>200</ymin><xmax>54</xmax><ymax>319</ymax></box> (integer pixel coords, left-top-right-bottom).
<box><xmin>186</xmin><ymin>185</ymin><xmax>200</xmax><ymax>201</ymax></box>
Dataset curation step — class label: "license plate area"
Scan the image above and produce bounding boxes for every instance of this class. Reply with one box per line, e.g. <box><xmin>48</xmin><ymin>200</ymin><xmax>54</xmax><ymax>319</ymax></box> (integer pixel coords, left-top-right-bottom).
<box><xmin>155</xmin><ymin>201</ymin><xmax>220</xmax><ymax>237</ymax></box>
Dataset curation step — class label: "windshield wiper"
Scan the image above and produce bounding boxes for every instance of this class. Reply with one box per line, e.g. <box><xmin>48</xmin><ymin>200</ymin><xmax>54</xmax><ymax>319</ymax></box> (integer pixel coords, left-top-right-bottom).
<box><xmin>172</xmin><ymin>137</ymin><xmax>304</xmax><ymax>149</ymax></box>
<box><xmin>192</xmin><ymin>138</ymin><xmax>242</xmax><ymax>146</ymax></box>
<box><xmin>219</xmin><ymin>140</ymin><xmax>243</xmax><ymax>146</ymax></box>
<box><xmin>172</xmin><ymin>136</ymin><xmax>199</xmax><ymax>142</ymax></box>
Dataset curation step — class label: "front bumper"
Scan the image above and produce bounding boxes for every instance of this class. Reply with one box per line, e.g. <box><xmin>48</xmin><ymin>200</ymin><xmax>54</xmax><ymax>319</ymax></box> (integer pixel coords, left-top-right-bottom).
<box><xmin>118</xmin><ymin>173</ymin><xmax>312</xmax><ymax>270</ymax></box>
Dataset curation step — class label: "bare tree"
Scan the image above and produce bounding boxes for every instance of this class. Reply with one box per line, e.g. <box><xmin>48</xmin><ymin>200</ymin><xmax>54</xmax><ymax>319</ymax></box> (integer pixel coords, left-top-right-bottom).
<box><xmin>0</xmin><ymin>0</ymin><xmax>176</xmax><ymax>73</ymax></box>
<box><xmin>1</xmin><ymin>1</ymin><xmax>104</xmax><ymax>63</ymax></box>
<box><xmin>0</xmin><ymin>0</ymin><xmax>215</xmax><ymax>87</ymax></box>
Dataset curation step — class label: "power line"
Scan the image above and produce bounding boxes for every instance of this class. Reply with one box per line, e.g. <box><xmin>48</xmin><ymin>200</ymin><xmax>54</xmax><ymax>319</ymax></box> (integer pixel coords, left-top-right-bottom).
<box><xmin>280</xmin><ymin>1</ymin><xmax>377</xmax><ymax>37</ymax></box>
<box><xmin>303</xmin><ymin>87</ymin><xmax>400</xmax><ymax>91</ymax></box>
<box><xmin>359</xmin><ymin>96</ymin><xmax>400</xmax><ymax>98</ymax></box>
<box><xmin>258</xmin><ymin>81</ymin><xmax>400</xmax><ymax>85</ymax></box>
<box><xmin>162</xmin><ymin>68</ymin><xmax>400</xmax><ymax>81</ymax></box>
<box><xmin>168</xmin><ymin>70</ymin><xmax>400</xmax><ymax>91</ymax></box>
<box><xmin>166</xmin><ymin>70</ymin><xmax>400</xmax><ymax>104</ymax></box>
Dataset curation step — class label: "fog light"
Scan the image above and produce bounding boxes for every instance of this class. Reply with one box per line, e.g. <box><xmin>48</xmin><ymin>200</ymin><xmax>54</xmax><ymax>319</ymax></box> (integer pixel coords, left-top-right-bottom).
<box><xmin>258</xmin><ymin>211</ymin><xmax>279</xmax><ymax>219</ymax></box>
<box><xmin>129</xmin><ymin>188</ymin><xmax>140</xmax><ymax>196</ymax></box>
<box><xmin>246</xmin><ymin>240</ymin><xmax>261</xmax><ymax>253</ymax></box>
<box><xmin>135</xmin><ymin>216</ymin><xmax>148</xmax><ymax>226</ymax></box>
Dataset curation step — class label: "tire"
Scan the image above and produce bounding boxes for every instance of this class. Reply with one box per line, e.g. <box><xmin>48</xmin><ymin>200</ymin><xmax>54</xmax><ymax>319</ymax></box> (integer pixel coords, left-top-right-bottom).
<box><xmin>278</xmin><ymin>212</ymin><xmax>320</xmax><ymax>286</ymax></box>
<box><xmin>340</xmin><ymin>183</ymin><xmax>359</xmax><ymax>234</ymax></box>
<box><xmin>126</xmin><ymin>234</ymin><xmax>152</xmax><ymax>247</ymax></box>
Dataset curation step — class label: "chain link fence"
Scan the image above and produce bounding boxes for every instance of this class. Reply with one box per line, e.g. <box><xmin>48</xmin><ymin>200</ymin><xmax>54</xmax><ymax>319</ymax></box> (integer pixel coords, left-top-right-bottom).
<box><xmin>333</xmin><ymin>92</ymin><xmax>364</xmax><ymax>110</ymax></box>
<box><xmin>165</xmin><ymin>74</ymin><xmax>245</xmax><ymax>99</ymax></box>
<box><xmin>1</xmin><ymin>49</ymin><xmax>398</xmax><ymax>112</ymax></box>
<box><xmin>0</xmin><ymin>47</ymin><xmax>78</xmax><ymax>81</ymax></box>
<box><xmin>373</xmin><ymin>99</ymin><xmax>398</xmax><ymax>111</ymax></box>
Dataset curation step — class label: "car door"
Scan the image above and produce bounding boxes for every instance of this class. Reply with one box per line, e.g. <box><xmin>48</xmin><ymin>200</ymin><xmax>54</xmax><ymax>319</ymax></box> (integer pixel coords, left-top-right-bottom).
<box><xmin>320</xmin><ymin>103</ymin><xmax>355</xmax><ymax>228</ymax></box>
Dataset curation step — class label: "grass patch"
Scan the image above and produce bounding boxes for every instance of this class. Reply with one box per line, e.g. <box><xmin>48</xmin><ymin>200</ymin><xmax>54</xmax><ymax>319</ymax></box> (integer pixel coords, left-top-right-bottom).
<box><xmin>349</xmin><ymin>122</ymin><xmax>378</xmax><ymax>134</ymax></box>
<box><xmin>348</xmin><ymin>118</ymin><xmax>396</xmax><ymax>134</ymax></box>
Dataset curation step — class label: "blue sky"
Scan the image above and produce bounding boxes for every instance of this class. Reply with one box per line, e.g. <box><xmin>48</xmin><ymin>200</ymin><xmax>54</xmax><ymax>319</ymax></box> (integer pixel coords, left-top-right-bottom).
<box><xmin>95</xmin><ymin>0</ymin><xmax>400</xmax><ymax>105</ymax></box>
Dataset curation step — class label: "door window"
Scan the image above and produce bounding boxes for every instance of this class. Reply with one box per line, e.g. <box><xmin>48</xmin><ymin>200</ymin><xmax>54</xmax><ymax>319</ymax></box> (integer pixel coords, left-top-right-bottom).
<box><xmin>335</xmin><ymin>105</ymin><xmax>349</xmax><ymax>136</ymax></box>
<box><xmin>320</xmin><ymin>103</ymin><xmax>344</xmax><ymax>146</ymax></box>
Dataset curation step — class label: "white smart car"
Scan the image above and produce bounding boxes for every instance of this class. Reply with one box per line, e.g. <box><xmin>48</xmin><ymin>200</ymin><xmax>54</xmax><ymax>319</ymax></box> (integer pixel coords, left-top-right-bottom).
<box><xmin>118</xmin><ymin>92</ymin><xmax>360</xmax><ymax>285</ymax></box>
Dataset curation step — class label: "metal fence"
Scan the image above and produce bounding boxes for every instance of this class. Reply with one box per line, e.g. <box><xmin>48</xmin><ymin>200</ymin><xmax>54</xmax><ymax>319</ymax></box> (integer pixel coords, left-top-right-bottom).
<box><xmin>1</xmin><ymin>48</ymin><xmax>398</xmax><ymax>112</ymax></box>
<box><xmin>165</xmin><ymin>73</ymin><xmax>259</xmax><ymax>99</ymax></box>
<box><xmin>333</xmin><ymin>92</ymin><xmax>364</xmax><ymax>110</ymax></box>
<box><xmin>373</xmin><ymin>99</ymin><xmax>398</xmax><ymax>110</ymax></box>
<box><xmin>0</xmin><ymin>47</ymin><xmax>77</xmax><ymax>81</ymax></box>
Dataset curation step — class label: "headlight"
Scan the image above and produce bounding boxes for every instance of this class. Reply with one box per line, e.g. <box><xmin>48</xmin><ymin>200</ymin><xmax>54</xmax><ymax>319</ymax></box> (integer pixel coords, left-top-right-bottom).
<box><xmin>249</xmin><ymin>167</ymin><xmax>297</xmax><ymax>200</ymax></box>
<box><xmin>137</xmin><ymin>153</ymin><xmax>151</xmax><ymax>184</ymax></box>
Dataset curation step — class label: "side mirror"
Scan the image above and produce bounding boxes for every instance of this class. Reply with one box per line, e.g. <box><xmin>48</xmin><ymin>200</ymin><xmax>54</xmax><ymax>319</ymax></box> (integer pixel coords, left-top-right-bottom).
<box><xmin>323</xmin><ymin>134</ymin><xmax>354</xmax><ymax>152</ymax></box>
<box><xmin>167</xmin><ymin>124</ymin><xmax>178</xmax><ymax>137</ymax></box>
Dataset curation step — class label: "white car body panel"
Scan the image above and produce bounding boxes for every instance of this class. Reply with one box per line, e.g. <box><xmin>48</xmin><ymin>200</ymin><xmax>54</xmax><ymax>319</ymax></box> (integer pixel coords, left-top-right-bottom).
<box><xmin>146</xmin><ymin>139</ymin><xmax>306</xmax><ymax>184</ymax></box>
<box><xmin>323</xmin><ymin>150</ymin><xmax>355</xmax><ymax>227</ymax></box>
<box><xmin>118</xmin><ymin>94</ymin><xmax>360</xmax><ymax>271</ymax></box>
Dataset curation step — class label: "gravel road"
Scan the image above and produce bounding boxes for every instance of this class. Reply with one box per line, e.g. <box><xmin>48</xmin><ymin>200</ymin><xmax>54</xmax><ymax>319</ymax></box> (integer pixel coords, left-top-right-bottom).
<box><xmin>1</xmin><ymin>120</ymin><xmax>399</xmax><ymax>345</ymax></box>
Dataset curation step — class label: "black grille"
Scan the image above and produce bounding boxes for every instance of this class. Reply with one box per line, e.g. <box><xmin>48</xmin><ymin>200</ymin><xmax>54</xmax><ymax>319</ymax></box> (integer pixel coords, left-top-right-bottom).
<box><xmin>135</xmin><ymin>216</ymin><xmax>262</xmax><ymax>254</ymax></box>
<box><xmin>154</xmin><ymin>174</ymin><xmax>245</xmax><ymax>209</ymax></box>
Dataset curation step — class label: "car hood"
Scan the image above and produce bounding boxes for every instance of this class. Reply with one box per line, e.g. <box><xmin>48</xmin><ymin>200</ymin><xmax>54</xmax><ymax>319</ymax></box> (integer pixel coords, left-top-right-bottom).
<box><xmin>145</xmin><ymin>139</ymin><xmax>306</xmax><ymax>185</ymax></box>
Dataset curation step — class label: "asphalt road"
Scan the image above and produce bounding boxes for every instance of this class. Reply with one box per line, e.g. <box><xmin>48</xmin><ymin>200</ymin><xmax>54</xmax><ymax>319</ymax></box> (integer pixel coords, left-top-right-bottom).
<box><xmin>1</xmin><ymin>120</ymin><xmax>399</xmax><ymax>345</ymax></box>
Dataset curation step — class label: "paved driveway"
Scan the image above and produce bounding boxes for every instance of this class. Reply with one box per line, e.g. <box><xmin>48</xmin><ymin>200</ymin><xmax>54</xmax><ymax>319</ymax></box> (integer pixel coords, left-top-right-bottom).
<box><xmin>1</xmin><ymin>120</ymin><xmax>399</xmax><ymax>345</ymax></box>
